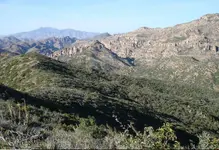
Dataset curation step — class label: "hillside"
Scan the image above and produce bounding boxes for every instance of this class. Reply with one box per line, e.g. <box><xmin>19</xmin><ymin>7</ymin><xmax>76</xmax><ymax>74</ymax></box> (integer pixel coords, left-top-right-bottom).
<box><xmin>1</xmin><ymin>53</ymin><xmax>219</xmax><ymax>148</ymax></box>
<box><xmin>2</xmin><ymin>14</ymin><xmax>219</xmax><ymax>149</ymax></box>
<box><xmin>51</xmin><ymin>14</ymin><xmax>219</xmax><ymax>89</ymax></box>
<box><xmin>51</xmin><ymin>40</ymin><xmax>134</xmax><ymax>73</ymax></box>
<box><xmin>0</xmin><ymin>36</ymin><xmax>77</xmax><ymax>55</ymax></box>
<box><xmin>26</xmin><ymin>36</ymin><xmax>77</xmax><ymax>55</ymax></box>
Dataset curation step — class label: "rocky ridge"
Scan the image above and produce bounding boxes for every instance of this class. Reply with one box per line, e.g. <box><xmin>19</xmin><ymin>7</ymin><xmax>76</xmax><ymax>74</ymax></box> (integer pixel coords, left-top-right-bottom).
<box><xmin>50</xmin><ymin>14</ymin><xmax>219</xmax><ymax>89</ymax></box>
<box><xmin>0</xmin><ymin>36</ymin><xmax>77</xmax><ymax>55</ymax></box>
<box><xmin>52</xmin><ymin>14</ymin><xmax>219</xmax><ymax>63</ymax></box>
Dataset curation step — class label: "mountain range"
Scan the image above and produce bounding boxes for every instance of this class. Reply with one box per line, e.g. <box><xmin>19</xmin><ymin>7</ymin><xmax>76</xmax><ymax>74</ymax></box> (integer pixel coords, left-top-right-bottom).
<box><xmin>52</xmin><ymin>13</ymin><xmax>219</xmax><ymax>89</ymax></box>
<box><xmin>0</xmin><ymin>29</ymin><xmax>111</xmax><ymax>55</ymax></box>
<box><xmin>11</xmin><ymin>27</ymin><xmax>100</xmax><ymax>40</ymax></box>
<box><xmin>1</xmin><ymin>14</ymin><xmax>219</xmax><ymax>149</ymax></box>
<box><xmin>0</xmin><ymin>36</ymin><xmax>77</xmax><ymax>55</ymax></box>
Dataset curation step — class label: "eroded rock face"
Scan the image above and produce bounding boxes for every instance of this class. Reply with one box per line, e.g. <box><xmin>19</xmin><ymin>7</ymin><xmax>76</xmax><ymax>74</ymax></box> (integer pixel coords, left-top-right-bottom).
<box><xmin>52</xmin><ymin>14</ymin><xmax>219</xmax><ymax>64</ymax></box>
<box><xmin>50</xmin><ymin>40</ymin><xmax>92</xmax><ymax>58</ymax></box>
<box><xmin>99</xmin><ymin>14</ymin><xmax>219</xmax><ymax>65</ymax></box>
<box><xmin>200</xmin><ymin>13</ymin><xmax>219</xmax><ymax>21</ymax></box>
<box><xmin>50</xmin><ymin>14</ymin><xmax>219</xmax><ymax>89</ymax></box>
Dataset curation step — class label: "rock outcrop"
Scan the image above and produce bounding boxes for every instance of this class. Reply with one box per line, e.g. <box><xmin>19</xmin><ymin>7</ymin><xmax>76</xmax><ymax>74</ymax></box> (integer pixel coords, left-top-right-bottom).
<box><xmin>49</xmin><ymin>14</ymin><xmax>219</xmax><ymax>89</ymax></box>
<box><xmin>99</xmin><ymin>14</ymin><xmax>219</xmax><ymax>65</ymax></box>
<box><xmin>52</xmin><ymin>14</ymin><xmax>219</xmax><ymax>64</ymax></box>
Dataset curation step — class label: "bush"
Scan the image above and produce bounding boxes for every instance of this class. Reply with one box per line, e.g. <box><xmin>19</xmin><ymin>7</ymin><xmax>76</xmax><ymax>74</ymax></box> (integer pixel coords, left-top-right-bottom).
<box><xmin>197</xmin><ymin>131</ymin><xmax>219</xmax><ymax>149</ymax></box>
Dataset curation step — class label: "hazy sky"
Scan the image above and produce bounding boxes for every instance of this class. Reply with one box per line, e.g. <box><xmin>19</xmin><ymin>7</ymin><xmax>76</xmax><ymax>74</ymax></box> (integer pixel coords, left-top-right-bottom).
<box><xmin>0</xmin><ymin>0</ymin><xmax>218</xmax><ymax>35</ymax></box>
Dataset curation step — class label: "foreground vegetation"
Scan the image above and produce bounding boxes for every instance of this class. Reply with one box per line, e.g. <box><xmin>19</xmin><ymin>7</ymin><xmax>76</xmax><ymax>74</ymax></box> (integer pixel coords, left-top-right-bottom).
<box><xmin>0</xmin><ymin>97</ymin><xmax>218</xmax><ymax>149</ymax></box>
<box><xmin>1</xmin><ymin>52</ymin><xmax>219</xmax><ymax>148</ymax></box>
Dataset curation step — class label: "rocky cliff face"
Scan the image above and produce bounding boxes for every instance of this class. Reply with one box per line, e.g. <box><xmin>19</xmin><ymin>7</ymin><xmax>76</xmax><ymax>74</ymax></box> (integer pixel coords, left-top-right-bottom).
<box><xmin>51</xmin><ymin>40</ymin><xmax>134</xmax><ymax>72</ymax></box>
<box><xmin>99</xmin><ymin>14</ymin><xmax>219</xmax><ymax>64</ymax></box>
<box><xmin>52</xmin><ymin>14</ymin><xmax>219</xmax><ymax>63</ymax></box>
<box><xmin>50</xmin><ymin>40</ymin><xmax>91</xmax><ymax>58</ymax></box>
<box><xmin>50</xmin><ymin>14</ymin><xmax>219</xmax><ymax>89</ymax></box>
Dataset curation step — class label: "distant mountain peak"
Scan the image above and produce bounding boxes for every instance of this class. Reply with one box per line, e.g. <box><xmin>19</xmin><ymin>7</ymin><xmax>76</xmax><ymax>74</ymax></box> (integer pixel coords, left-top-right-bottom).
<box><xmin>10</xmin><ymin>27</ymin><xmax>100</xmax><ymax>40</ymax></box>
<box><xmin>36</xmin><ymin>27</ymin><xmax>58</xmax><ymax>31</ymax></box>
<box><xmin>39</xmin><ymin>27</ymin><xmax>56</xmax><ymax>29</ymax></box>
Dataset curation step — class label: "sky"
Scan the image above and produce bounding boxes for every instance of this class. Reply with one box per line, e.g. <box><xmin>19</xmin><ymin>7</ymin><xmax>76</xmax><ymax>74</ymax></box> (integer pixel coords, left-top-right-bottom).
<box><xmin>0</xmin><ymin>0</ymin><xmax>218</xmax><ymax>35</ymax></box>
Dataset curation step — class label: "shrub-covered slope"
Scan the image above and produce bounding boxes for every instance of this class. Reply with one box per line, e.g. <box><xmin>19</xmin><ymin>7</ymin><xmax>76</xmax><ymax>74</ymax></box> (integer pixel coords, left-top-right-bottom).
<box><xmin>1</xmin><ymin>53</ymin><xmax>219</xmax><ymax>148</ymax></box>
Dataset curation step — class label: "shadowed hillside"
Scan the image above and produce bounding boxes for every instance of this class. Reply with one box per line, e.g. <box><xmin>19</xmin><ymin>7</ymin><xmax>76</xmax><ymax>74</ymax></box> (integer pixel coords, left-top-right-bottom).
<box><xmin>1</xmin><ymin>53</ymin><xmax>219</xmax><ymax>148</ymax></box>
